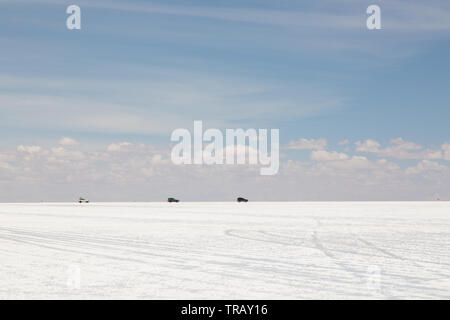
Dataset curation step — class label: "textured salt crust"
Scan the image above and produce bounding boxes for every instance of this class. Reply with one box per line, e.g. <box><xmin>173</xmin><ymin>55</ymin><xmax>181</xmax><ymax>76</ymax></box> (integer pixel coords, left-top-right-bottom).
<box><xmin>0</xmin><ymin>202</ymin><xmax>448</xmax><ymax>299</ymax></box>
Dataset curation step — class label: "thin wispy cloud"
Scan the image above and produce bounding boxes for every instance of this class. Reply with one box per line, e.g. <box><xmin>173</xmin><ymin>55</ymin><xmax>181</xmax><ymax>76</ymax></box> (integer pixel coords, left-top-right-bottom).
<box><xmin>3</xmin><ymin>0</ymin><xmax>449</xmax><ymax>31</ymax></box>
<box><xmin>0</xmin><ymin>73</ymin><xmax>344</xmax><ymax>134</ymax></box>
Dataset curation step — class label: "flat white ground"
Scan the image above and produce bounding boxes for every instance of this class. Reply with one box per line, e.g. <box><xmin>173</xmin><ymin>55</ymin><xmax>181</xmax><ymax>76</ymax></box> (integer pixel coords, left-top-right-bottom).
<box><xmin>0</xmin><ymin>202</ymin><xmax>448</xmax><ymax>299</ymax></box>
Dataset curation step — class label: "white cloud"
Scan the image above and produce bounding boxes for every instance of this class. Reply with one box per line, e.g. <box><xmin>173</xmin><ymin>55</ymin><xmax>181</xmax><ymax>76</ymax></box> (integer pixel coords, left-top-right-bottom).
<box><xmin>390</xmin><ymin>137</ymin><xmax>421</xmax><ymax>150</ymax></box>
<box><xmin>50</xmin><ymin>147</ymin><xmax>85</xmax><ymax>160</ymax></box>
<box><xmin>311</xmin><ymin>154</ymin><xmax>399</xmax><ymax>172</ymax></box>
<box><xmin>286</xmin><ymin>138</ymin><xmax>327</xmax><ymax>150</ymax></box>
<box><xmin>405</xmin><ymin>160</ymin><xmax>447</xmax><ymax>175</ymax></box>
<box><xmin>355</xmin><ymin>139</ymin><xmax>381</xmax><ymax>153</ymax></box>
<box><xmin>442</xmin><ymin>143</ymin><xmax>450</xmax><ymax>160</ymax></box>
<box><xmin>310</xmin><ymin>150</ymin><xmax>349</xmax><ymax>161</ymax></box>
<box><xmin>17</xmin><ymin>145</ymin><xmax>42</xmax><ymax>153</ymax></box>
<box><xmin>338</xmin><ymin>139</ymin><xmax>349</xmax><ymax>145</ymax></box>
<box><xmin>424</xmin><ymin>150</ymin><xmax>443</xmax><ymax>160</ymax></box>
<box><xmin>107</xmin><ymin>142</ymin><xmax>133</xmax><ymax>152</ymax></box>
<box><xmin>2</xmin><ymin>138</ymin><xmax>450</xmax><ymax>201</ymax></box>
<box><xmin>59</xmin><ymin>137</ymin><xmax>80</xmax><ymax>146</ymax></box>
<box><xmin>355</xmin><ymin>138</ymin><xmax>442</xmax><ymax>160</ymax></box>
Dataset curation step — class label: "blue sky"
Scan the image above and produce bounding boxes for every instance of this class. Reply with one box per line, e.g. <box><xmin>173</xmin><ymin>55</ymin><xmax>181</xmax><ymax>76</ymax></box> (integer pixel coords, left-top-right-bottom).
<box><xmin>1</xmin><ymin>0</ymin><xmax>450</xmax><ymax>201</ymax></box>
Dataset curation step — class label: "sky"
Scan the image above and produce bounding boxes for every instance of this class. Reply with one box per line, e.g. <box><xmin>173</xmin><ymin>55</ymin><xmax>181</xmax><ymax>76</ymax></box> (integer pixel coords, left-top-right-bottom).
<box><xmin>0</xmin><ymin>0</ymin><xmax>450</xmax><ymax>201</ymax></box>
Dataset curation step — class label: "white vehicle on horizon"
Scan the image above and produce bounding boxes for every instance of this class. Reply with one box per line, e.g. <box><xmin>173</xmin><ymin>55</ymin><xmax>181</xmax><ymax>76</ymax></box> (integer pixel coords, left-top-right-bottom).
<box><xmin>78</xmin><ymin>197</ymin><xmax>89</xmax><ymax>203</ymax></box>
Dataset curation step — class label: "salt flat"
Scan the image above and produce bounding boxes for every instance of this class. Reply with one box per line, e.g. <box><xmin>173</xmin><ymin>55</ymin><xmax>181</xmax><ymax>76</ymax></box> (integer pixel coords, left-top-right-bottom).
<box><xmin>0</xmin><ymin>202</ymin><xmax>448</xmax><ymax>299</ymax></box>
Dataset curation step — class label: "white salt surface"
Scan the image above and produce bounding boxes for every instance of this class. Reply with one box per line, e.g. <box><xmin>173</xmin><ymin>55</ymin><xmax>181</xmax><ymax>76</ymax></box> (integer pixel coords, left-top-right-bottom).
<box><xmin>0</xmin><ymin>202</ymin><xmax>448</xmax><ymax>299</ymax></box>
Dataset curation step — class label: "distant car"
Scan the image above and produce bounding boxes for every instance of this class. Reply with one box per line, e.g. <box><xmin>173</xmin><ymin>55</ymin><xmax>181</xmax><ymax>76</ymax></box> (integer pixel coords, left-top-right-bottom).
<box><xmin>168</xmin><ymin>198</ymin><xmax>180</xmax><ymax>203</ymax></box>
<box><xmin>78</xmin><ymin>197</ymin><xmax>89</xmax><ymax>203</ymax></box>
<box><xmin>237</xmin><ymin>197</ymin><xmax>248</xmax><ymax>203</ymax></box>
